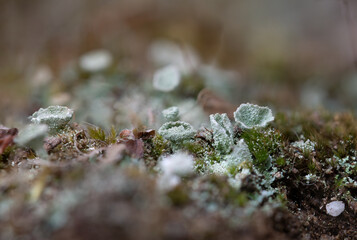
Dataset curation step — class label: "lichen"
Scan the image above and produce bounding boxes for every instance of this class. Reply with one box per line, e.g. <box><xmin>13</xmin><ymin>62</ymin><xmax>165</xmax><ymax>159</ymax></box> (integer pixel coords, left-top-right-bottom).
<box><xmin>15</xmin><ymin>124</ymin><xmax>48</xmax><ymax>157</ymax></box>
<box><xmin>153</xmin><ymin>65</ymin><xmax>181</xmax><ymax>92</ymax></box>
<box><xmin>209</xmin><ymin>113</ymin><xmax>234</xmax><ymax>154</ymax></box>
<box><xmin>30</xmin><ymin>106</ymin><xmax>74</xmax><ymax>134</ymax></box>
<box><xmin>15</xmin><ymin>124</ymin><xmax>48</xmax><ymax>148</ymax></box>
<box><xmin>234</xmin><ymin>103</ymin><xmax>274</xmax><ymax>129</ymax></box>
<box><xmin>158</xmin><ymin>121</ymin><xmax>195</xmax><ymax>144</ymax></box>
<box><xmin>209</xmin><ymin>139</ymin><xmax>252</xmax><ymax>176</ymax></box>
<box><xmin>162</xmin><ymin>106</ymin><xmax>179</xmax><ymax>122</ymax></box>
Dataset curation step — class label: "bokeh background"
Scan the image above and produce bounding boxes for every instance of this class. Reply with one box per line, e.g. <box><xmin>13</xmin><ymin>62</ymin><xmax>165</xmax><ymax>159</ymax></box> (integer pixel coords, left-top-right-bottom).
<box><xmin>1</xmin><ymin>0</ymin><xmax>357</xmax><ymax>125</ymax></box>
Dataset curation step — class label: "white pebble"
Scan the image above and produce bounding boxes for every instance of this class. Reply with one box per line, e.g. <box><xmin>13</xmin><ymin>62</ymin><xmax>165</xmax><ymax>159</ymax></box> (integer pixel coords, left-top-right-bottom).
<box><xmin>326</xmin><ymin>201</ymin><xmax>345</xmax><ymax>217</ymax></box>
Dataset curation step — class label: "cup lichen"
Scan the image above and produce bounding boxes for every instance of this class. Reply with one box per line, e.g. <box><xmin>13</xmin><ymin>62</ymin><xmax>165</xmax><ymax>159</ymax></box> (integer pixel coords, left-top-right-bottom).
<box><xmin>158</xmin><ymin>121</ymin><xmax>195</xmax><ymax>145</ymax></box>
<box><xmin>209</xmin><ymin>113</ymin><xmax>234</xmax><ymax>154</ymax></box>
<box><xmin>162</xmin><ymin>106</ymin><xmax>180</xmax><ymax>122</ymax></box>
<box><xmin>234</xmin><ymin>103</ymin><xmax>274</xmax><ymax>129</ymax></box>
<box><xmin>30</xmin><ymin>106</ymin><xmax>74</xmax><ymax>134</ymax></box>
<box><xmin>153</xmin><ymin>65</ymin><xmax>181</xmax><ymax>92</ymax></box>
<box><xmin>15</xmin><ymin>124</ymin><xmax>48</xmax><ymax>157</ymax></box>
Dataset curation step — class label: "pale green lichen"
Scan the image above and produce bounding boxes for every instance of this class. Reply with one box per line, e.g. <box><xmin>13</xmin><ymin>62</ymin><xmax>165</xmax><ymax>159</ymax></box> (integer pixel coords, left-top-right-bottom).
<box><xmin>158</xmin><ymin>121</ymin><xmax>195</xmax><ymax>144</ymax></box>
<box><xmin>210</xmin><ymin>139</ymin><xmax>252</xmax><ymax>176</ymax></box>
<box><xmin>209</xmin><ymin>113</ymin><xmax>234</xmax><ymax>154</ymax></box>
<box><xmin>30</xmin><ymin>106</ymin><xmax>74</xmax><ymax>134</ymax></box>
<box><xmin>162</xmin><ymin>106</ymin><xmax>179</xmax><ymax>122</ymax></box>
<box><xmin>153</xmin><ymin>65</ymin><xmax>181</xmax><ymax>92</ymax></box>
<box><xmin>234</xmin><ymin>103</ymin><xmax>274</xmax><ymax>129</ymax></box>
<box><xmin>15</xmin><ymin>124</ymin><xmax>48</xmax><ymax>157</ymax></box>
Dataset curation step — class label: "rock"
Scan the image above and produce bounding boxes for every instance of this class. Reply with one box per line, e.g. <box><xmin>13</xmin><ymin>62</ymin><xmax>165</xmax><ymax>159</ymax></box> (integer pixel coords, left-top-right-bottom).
<box><xmin>326</xmin><ymin>201</ymin><xmax>345</xmax><ymax>217</ymax></box>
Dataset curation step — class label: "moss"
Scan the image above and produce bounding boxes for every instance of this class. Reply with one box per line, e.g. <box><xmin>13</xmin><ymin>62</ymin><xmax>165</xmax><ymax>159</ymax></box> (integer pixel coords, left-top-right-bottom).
<box><xmin>150</xmin><ymin>134</ymin><xmax>170</xmax><ymax>159</ymax></box>
<box><xmin>87</xmin><ymin>126</ymin><xmax>106</xmax><ymax>142</ymax></box>
<box><xmin>87</xmin><ymin>125</ymin><xmax>118</xmax><ymax>145</ymax></box>
<box><xmin>166</xmin><ymin>185</ymin><xmax>190</xmax><ymax>206</ymax></box>
<box><xmin>241</xmin><ymin>128</ymin><xmax>282</xmax><ymax>172</ymax></box>
<box><xmin>276</xmin><ymin>157</ymin><xmax>286</xmax><ymax>167</ymax></box>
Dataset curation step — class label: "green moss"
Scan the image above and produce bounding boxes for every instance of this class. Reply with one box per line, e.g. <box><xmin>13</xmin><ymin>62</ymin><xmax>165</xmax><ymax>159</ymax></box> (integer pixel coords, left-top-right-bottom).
<box><xmin>87</xmin><ymin>126</ymin><xmax>106</xmax><ymax>142</ymax></box>
<box><xmin>226</xmin><ymin>190</ymin><xmax>249</xmax><ymax>207</ymax></box>
<box><xmin>151</xmin><ymin>134</ymin><xmax>170</xmax><ymax>159</ymax></box>
<box><xmin>166</xmin><ymin>185</ymin><xmax>190</xmax><ymax>206</ymax></box>
<box><xmin>241</xmin><ymin>128</ymin><xmax>282</xmax><ymax>172</ymax></box>
<box><xmin>87</xmin><ymin>125</ymin><xmax>118</xmax><ymax>145</ymax></box>
<box><xmin>276</xmin><ymin>157</ymin><xmax>286</xmax><ymax>167</ymax></box>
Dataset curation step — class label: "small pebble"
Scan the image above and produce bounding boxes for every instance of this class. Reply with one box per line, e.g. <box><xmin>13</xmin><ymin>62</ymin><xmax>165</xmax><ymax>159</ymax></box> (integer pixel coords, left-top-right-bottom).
<box><xmin>326</xmin><ymin>201</ymin><xmax>345</xmax><ymax>217</ymax></box>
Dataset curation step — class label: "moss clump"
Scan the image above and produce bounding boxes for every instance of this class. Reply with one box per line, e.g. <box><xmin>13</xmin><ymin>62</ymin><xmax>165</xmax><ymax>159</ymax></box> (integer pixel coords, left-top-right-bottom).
<box><xmin>87</xmin><ymin>125</ymin><xmax>117</xmax><ymax>145</ymax></box>
<box><xmin>241</xmin><ymin>128</ymin><xmax>282</xmax><ymax>172</ymax></box>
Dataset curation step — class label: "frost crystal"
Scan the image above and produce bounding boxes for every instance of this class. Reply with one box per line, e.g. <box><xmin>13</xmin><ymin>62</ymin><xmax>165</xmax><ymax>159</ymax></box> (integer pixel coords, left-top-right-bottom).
<box><xmin>153</xmin><ymin>65</ymin><xmax>181</xmax><ymax>92</ymax></box>
<box><xmin>15</xmin><ymin>124</ymin><xmax>48</xmax><ymax>150</ymax></box>
<box><xmin>30</xmin><ymin>106</ymin><xmax>74</xmax><ymax>134</ymax></box>
<box><xmin>162</xmin><ymin>106</ymin><xmax>179</xmax><ymax>122</ymax></box>
<box><xmin>326</xmin><ymin>201</ymin><xmax>345</xmax><ymax>217</ymax></box>
<box><xmin>210</xmin><ymin>113</ymin><xmax>234</xmax><ymax>154</ymax></box>
<box><xmin>158</xmin><ymin>121</ymin><xmax>195</xmax><ymax>143</ymax></box>
<box><xmin>79</xmin><ymin>49</ymin><xmax>112</xmax><ymax>72</ymax></box>
<box><xmin>234</xmin><ymin>103</ymin><xmax>274</xmax><ymax>129</ymax></box>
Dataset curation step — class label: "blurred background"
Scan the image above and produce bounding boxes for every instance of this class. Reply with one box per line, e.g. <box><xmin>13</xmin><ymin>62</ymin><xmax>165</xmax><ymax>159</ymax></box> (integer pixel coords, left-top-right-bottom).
<box><xmin>1</xmin><ymin>0</ymin><xmax>357</xmax><ymax>127</ymax></box>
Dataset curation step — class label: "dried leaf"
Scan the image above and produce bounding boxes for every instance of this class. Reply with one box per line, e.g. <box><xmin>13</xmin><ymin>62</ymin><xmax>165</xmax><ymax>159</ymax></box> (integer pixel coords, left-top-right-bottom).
<box><xmin>123</xmin><ymin>139</ymin><xmax>144</xmax><ymax>158</ymax></box>
<box><xmin>0</xmin><ymin>126</ymin><xmax>18</xmax><ymax>154</ymax></box>
<box><xmin>119</xmin><ymin>129</ymin><xmax>134</xmax><ymax>140</ymax></box>
<box><xmin>135</xmin><ymin>129</ymin><xmax>156</xmax><ymax>140</ymax></box>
